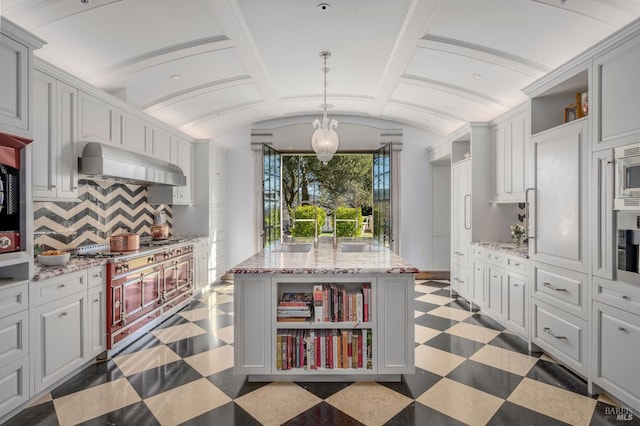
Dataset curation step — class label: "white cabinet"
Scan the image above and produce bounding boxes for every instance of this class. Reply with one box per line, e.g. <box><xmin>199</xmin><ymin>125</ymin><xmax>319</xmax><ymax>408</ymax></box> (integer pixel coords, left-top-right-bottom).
<box><xmin>234</xmin><ymin>275</ymin><xmax>272</xmax><ymax>374</ymax></box>
<box><xmin>0</xmin><ymin>19</ymin><xmax>43</xmax><ymax>136</ymax></box>
<box><xmin>194</xmin><ymin>239</ymin><xmax>211</xmax><ymax>292</ymax></box>
<box><xmin>505</xmin><ymin>272</ymin><xmax>527</xmax><ymax>339</ymax></box>
<box><xmin>493</xmin><ymin>110</ymin><xmax>529</xmax><ymax>202</ymax></box>
<box><xmin>486</xmin><ymin>264</ymin><xmax>505</xmax><ymax>323</ymax></box>
<box><xmin>87</xmin><ymin>266</ymin><xmax>106</xmax><ymax>358</ymax></box>
<box><xmin>172</xmin><ymin>139</ymin><xmax>193</xmax><ymax>205</ymax></box>
<box><xmin>471</xmin><ymin>256</ymin><xmax>486</xmax><ymax>309</ymax></box>
<box><xmin>593</xmin><ymin>34</ymin><xmax>640</xmax><ymax>149</ymax></box>
<box><xmin>592</xmin><ymin>150</ymin><xmax>615</xmax><ymax>280</ymax></box>
<box><xmin>151</xmin><ymin>127</ymin><xmax>172</xmax><ymax>163</ymax></box>
<box><xmin>530</xmin><ymin>119</ymin><xmax>588</xmax><ymax>273</ymax></box>
<box><xmin>78</xmin><ymin>91</ymin><xmax>119</xmax><ymax>146</ymax></box>
<box><xmin>120</xmin><ymin>113</ymin><xmax>149</xmax><ymax>155</ymax></box>
<box><xmin>32</xmin><ymin>70</ymin><xmax>79</xmax><ymax>200</ymax></box>
<box><xmin>30</xmin><ymin>270</ymin><xmax>96</xmax><ymax>394</ymax></box>
<box><xmin>451</xmin><ymin>160</ymin><xmax>471</xmax><ymax>242</ymax></box>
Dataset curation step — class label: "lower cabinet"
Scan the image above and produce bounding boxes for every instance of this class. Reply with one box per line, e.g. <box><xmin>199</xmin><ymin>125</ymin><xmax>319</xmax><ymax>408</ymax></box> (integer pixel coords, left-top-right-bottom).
<box><xmin>88</xmin><ymin>284</ymin><xmax>106</xmax><ymax>357</ymax></box>
<box><xmin>194</xmin><ymin>239</ymin><xmax>211</xmax><ymax>292</ymax></box>
<box><xmin>0</xmin><ymin>358</ymin><xmax>29</xmax><ymax>417</ymax></box>
<box><xmin>31</xmin><ymin>290</ymin><xmax>88</xmax><ymax>394</ymax></box>
<box><xmin>505</xmin><ymin>273</ymin><xmax>527</xmax><ymax>339</ymax></box>
<box><xmin>486</xmin><ymin>264</ymin><xmax>505</xmax><ymax>323</ymax></box>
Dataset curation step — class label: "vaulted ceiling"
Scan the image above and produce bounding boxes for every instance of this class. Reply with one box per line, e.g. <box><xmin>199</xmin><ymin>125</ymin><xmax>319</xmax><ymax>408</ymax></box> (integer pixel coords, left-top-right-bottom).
<box><xmin>3</xmin><ymin>0</ymin><xmax>640</xmax><ymax>141</ymax></box>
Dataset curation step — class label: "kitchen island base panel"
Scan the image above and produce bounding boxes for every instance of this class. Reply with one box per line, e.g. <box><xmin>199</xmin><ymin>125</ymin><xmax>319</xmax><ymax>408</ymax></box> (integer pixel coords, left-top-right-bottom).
<box><xmin>247</xmin><ymin>374</ymin><xmax>402</xmax><ymax>382</ymax></box>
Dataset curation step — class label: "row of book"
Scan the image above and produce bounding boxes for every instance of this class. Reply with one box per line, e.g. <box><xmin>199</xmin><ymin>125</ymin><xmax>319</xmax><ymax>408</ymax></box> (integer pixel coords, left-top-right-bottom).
<box><xmin>277</xmin><ymin>293</ymin><xmax>312</xmax><ymax>322</ymax></box>
<box><xmin>312</xmin><ymin>283</ymin><xmax>372</xmax><ymax>323</ymax></box>
<box><xmin>276</xmin><ymin>329</ymin><xmax>373</xmax><ymax>370</ymax></box>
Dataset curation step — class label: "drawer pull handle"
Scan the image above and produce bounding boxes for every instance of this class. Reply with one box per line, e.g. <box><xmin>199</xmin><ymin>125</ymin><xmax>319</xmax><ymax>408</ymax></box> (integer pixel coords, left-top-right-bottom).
<box><xmin>60</xmin><ymin>312</ymin><xmax>68</xmax><ymax>317</ymax></box>
<box><xmin>543</xmin><ymin>283</ymin><xmax>567</xmax><ymax>292</ymax></box>
<box><xmin>618</xmin><ymin>327</ymin><xmax>627</xmax><ymax>332</ymax></box>
<box><xmin>543</xmin><ymin>327</ymin><xmax>566</xmax><ymax>339</ymax></box>
<box><xmin>513</xmin><ymin>284</ymin><xmax>519</xmax><ymax>287</ymax></box>
<box><xmin>513</xmin><ymin>263</ymin><xmax>520</xmax><ymax>266</ymax></box>
<box><xmin>93</xmin><ymin>299</ymin><xmax>99</xmax><ymax>303</ymax></box>
<box><xmin>493</xmin><ymin>275</ymin><xmax>498</xmax><ymax>278</ymax></box>
<box><xmin>58</xmin><ymin>284</ymin><xmax>65</xmax><ymax>288</ymax></box>
<box><xmin>621</xmin><ymin>295</ymin><xmax>630</xmax><ymax>300</ymax></box>
<box><xmin>93</xmin><ymin>273</ymin><xmax>101</xmax><ymax>278</ymax></box>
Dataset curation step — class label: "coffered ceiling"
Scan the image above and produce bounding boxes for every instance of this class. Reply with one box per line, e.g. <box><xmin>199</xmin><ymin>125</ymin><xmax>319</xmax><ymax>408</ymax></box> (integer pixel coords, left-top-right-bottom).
<box><xmin>3</xmin><ymin>0</ymin><xmax>640</xmax><ymax>142</ymax></box>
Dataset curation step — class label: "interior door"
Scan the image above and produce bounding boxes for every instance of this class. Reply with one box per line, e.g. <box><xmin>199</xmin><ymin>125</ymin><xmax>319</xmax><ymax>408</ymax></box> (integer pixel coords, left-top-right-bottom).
<box><xmin>263</xmin><ymin>144</ymin><xmax>282</xmax><ymax>248</ymax></box>
<box><xmin>373</xmin><ymin>144</ymin><xmax>392</xmax><ymax>249</ymax></box>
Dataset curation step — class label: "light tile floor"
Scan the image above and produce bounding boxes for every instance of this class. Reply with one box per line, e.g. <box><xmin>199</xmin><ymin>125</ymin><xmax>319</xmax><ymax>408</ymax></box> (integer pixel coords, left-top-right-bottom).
<box><xmin>4</xmin><ymin>280</ymin><xmax>639</xmax><ymax>425</ymax></box>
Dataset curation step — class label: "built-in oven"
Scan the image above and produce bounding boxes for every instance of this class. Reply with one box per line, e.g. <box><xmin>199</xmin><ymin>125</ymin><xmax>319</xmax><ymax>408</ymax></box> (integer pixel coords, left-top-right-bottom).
<box><xmin>615</xmin><ymin>142</ymin><xmax>640</xmax><ymax>210</ymax></box>
<box><xmin>617</xmin><ymin>211</ymin><xmax>640</xmax><ymax>285</ymax></box>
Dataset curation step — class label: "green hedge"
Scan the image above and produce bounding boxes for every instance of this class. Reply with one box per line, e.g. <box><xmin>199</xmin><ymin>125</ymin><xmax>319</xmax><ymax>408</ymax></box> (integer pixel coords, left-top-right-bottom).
<box><xmin>291</xmin><ymin>205</ymin><xmax>326</xmax><ymax>237</ymax></box>
<box><xmin>335</xmin><ymin>206</ymin><xmax>362</xmax><ymax>237</ymax></box>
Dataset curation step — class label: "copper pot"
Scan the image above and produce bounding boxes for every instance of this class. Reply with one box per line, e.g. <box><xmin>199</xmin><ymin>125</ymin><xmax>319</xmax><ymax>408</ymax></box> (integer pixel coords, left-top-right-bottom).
<box><xmin>110</xmin><ymin>233</ymin><xmax>140</xmax><ymax>251</ymax></box>
<box><xmin>150</xmin><ymin>224</ymin><xmax>169</xmax><ymax>240</ymax></box>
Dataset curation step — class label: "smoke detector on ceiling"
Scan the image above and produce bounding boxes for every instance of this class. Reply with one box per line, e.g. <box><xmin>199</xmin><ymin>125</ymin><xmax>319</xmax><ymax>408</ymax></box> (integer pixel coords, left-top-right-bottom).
<box><xmin>317</xmin><ymin>3</ymin><xmax>331</xmax><ymax>11</ymax></box>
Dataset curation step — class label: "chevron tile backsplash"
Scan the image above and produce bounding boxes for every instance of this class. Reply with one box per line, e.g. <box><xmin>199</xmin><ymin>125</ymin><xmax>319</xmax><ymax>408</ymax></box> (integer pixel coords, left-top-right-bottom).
<box><xmin>34</xmin><ymin>179</ymin><xmax>172</xmax><ymax>250</ymax></box>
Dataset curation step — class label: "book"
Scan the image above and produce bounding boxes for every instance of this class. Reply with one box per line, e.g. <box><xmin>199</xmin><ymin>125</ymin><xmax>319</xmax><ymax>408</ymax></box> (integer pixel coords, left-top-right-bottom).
<box><xmin>281</xmin><ymin>293</ymin><xmax>312</xmax><ymax>303</ymax></box>
<box><xmin>276</xmin><ymin>333</ymin><xmax>283</xmax><ymax>370</ymax></box>
<box><xmin>313</xmin><ymin>284</ymin><xmax>323</xmax><ymax>323</ymax></box>
<box><xmin>357</xmin><ymin>330</ymin><xmax>363</xmax><ymax>368</ymax></box>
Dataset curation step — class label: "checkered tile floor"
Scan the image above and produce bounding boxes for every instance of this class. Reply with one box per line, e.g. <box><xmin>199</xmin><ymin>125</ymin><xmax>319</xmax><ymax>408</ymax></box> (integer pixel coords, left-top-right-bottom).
<box><xmin>5</xmin><ymin>280</ymin><xmax>638</xmax><ymax>425</ymax></box>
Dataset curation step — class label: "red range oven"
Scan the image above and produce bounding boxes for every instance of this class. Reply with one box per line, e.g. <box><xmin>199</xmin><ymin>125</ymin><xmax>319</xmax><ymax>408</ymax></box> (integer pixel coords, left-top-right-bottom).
<box><xmin>106</xmin><ymin>244</ymin><xmax>194</xmax><ymax>348</ymax></box>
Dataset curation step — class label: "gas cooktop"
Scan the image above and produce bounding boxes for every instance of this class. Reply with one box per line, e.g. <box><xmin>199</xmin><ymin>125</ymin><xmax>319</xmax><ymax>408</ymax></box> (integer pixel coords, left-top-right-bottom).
<box><xmin>70</xmin><ymin>238</ymin><xmax>189</xmax><ymax>261</ymax></box>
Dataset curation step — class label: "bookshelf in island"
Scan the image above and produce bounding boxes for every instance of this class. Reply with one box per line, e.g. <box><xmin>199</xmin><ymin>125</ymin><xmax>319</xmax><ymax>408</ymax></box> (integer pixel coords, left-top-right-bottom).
<box><xmin>230</xmin><ymin>242</ymin><xmax>418</xmax><ymax>382</ymax></box>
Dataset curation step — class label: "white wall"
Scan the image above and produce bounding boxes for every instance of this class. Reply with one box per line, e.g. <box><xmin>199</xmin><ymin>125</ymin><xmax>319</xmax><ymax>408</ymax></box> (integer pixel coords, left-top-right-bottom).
<box><xmin>219</xmin><ymin>117</ymin><xmax>444</xmax><ymax>271</ymax></box>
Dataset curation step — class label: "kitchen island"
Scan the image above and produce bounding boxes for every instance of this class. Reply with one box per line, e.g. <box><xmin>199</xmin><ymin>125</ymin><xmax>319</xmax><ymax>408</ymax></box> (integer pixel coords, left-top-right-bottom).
<box><xmin>229</xmin><ymin>240</ymin><xmax>418</xmax><ymax>381</ymax></box>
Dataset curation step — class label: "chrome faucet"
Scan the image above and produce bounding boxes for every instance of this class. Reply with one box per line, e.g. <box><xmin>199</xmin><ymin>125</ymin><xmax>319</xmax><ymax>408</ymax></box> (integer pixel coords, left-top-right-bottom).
<box><xmin>333</xmin><ymin>215</ymin><xmax>359</xmax><ymax>248</ymax></box>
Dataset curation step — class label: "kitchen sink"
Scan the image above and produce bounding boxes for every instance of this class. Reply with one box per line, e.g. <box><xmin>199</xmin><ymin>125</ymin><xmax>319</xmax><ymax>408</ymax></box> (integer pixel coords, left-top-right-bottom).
<box><xmin>273</xmin><ymin>243</ymin><xmax>313</xmax><ymax>253</ymax></box>
<box><xmin>340</xmin><ymin>243</ymin><xmax>374</xmax><ymax>252</ymax></box>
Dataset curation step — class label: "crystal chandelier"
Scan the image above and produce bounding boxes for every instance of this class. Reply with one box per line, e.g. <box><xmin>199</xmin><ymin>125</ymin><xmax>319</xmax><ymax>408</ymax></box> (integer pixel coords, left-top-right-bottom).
<box><xmin>311</xmin><ymin>51</ymin><xmax>339</xmax><ymax>165</ymax></box>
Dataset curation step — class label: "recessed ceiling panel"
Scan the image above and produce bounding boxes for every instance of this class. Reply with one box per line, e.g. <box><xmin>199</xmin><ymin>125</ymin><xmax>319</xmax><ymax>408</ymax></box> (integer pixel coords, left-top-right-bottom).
<box><xmin>29</xmin><ymin>0</ymin><xmax>223</xmax><ymax>79</ymax></box>
<box><xmin>405</xmin><ymin>48</ymin><xmax>533</xmax><ymax>107</ymax></box>
<box><xmin>236</xmin><ymin>0</ymin><xmax>412</xmax><ymax>98</ymax></box>
<box><xmin>428</xmin><ymin>0</ymin><xmax>623</xmax><ymax>69</ymax></box>
<box><xmin>104</xmin><ymin>49</ymin><xmax>248</xmax><ymax>109</ymax></box>
<box><xmin>149</xmin><ymin>83</ymin><xmax>263</xmax><ymax>127</ymax></box>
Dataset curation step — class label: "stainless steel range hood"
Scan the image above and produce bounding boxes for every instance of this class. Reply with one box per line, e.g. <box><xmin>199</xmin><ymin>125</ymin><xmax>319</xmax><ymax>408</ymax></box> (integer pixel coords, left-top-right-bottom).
<box><xmin>78</xmin><ymin>142</ymin><xmax>186</xmax><ymax>186</ymax></box>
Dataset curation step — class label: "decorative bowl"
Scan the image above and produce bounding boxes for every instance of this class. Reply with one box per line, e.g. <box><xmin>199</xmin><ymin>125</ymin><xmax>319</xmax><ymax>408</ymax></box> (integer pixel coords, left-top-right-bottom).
<box><xmin>37</xmin><ymin>251</ymin><xmax>71</xmax><ymax>266</ymax></box>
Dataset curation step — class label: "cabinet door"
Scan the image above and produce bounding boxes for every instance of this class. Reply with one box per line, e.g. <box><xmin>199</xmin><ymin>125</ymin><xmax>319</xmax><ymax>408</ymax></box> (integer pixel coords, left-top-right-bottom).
<box><xmin>151</xmin><ymin>128</ymin><xmax>172</xmax><ymax>162</ymax></box>
<box><xmin>32</xmin><ymin>70</ymin><xmax>57</xmax><ymax>199</ymax></box>
<box><xmin>530</xmin><ymin>120</ymin><xmax>588</xmax><ymax>272</ymax></box>
<box><xmin>487</xmin><ymin>266</ymin><xmax>505</xmax><ymax>322</ymax></box>
<box><xmin>0</xmin><ymin>358</ymin><xmax>29</xmax><ymax>418</ymax></box>
<box><xmin>57</xmin><ymin>81</ymin><xmax>79</xmax><ymax>199</ymax></box>
<box><xmin>88</xmin><ymin>285</ymin><xmax>105</xmax><ymax>357</ymax></box>
<box><xmin>32</xmin><ymin>292</ymin><xmax>88</xmax><ymax>393</ymax></box>
<box><xmin>592</xmin><ymin>150</ymin><xmax>615</xmax><ymax>279</ymax></box>
<box><xmin>506</xmin><ymin>273</ymin><xmax>526</xmax><ymax>338</ymax></box>
<box><xmin>594</xmin><ymin>301</ymin><xmax>640</xmax><ymax>409</ymax></box>
<box><xmin>234</xmin><ymin>276</ymin><xmax>271</xmax><ymax>374</ymax></box>
<box><xmin>451</xmin><ymin>161</ymin><xmax>471</xmax><ymax>242</ymax></box>
<box><xmin>0</xmin><ymin>34</ymin><xmax>29</xmax><ymax>131</ymax></box>
<box><xmin>78</xmin><ymin>92</ymin><xmax>117</xmax><ymax>145</ymax></box>
<box><xmin>172</xmin><ymin>139</ymin><xmax>193</xmax><ymax>205</ymax></box>
<box><xmin>472</xmin><ymin>260</ymin><xmax>486</xmax><ymax>308</ymax></box>
<box><xmin>493</xmin><ymin>124</ymin><xmax>507</xmax><ymax>201</ymax></box>
<box><xmin>509</xmin><ymin>112</ymin><xmax>527</xmax><ymax>200</ymax></box>
<box><xmin>121</xmin><ymin>113</ymin><xmax>148</xmax><ymax>154</ymax></box>
<box><xmin>594</xmin><ymin>34</ymin><xmax>640</xmax><ymax>148</ymax></box>
<box><xmin>377</xmin><ymin>275</ymin><xmax>414</xmax><ymax>373</ymax></box>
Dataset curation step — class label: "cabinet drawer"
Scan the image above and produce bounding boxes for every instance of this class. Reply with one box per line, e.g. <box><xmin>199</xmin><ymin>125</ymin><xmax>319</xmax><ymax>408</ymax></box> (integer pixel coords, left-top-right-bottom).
<box><xmin>33</xmin><ymin>271</ymin><xmax>86</xmax><ymax>306</ymax></box>
<box><xmin>533</xmin><ymin>262</ymin><xmax>587</xmax><ymax>319</ymax></box>
<box><xmin>0</xmin><ymin>280</ymin><xmax>28</xmax><ymax>318</ymax></box>
<box><xmin>472</xmin><ymin>245</ymin><xmax>486</xmax><ymax>260</ymax></box>
<box><xmin>486</xmin><ymin>250</ymin><xmax>506</xmax><ymax>266</ymax></box>
<box><xmin>594</xmin><ymin>301</ymin><xmax>640</xmax><ymax>404</ymax></box>
<box><xmin>0</xmin><ymin>357</ymin><xmax>29</xmax><ymax>416</ymax></box>
<box><xmin>594</xmin><ymin>277</ymin><xmax>640</xmax><ymax>315</ymax></box>
<box><xmin>506</xmin><ymin>256</ymin><xmax>528</xmax><ymax>275</ymax></box>
<box><xmin>452</xmin><ymin>242</ymin><xmax>471</xmax><ymax>265</ymax></box>
<box><xmin>532</xmin><ymin>300</ymin><xmax>587</xmax><ymax>374</ymax></box>
<box><xmin>87</xmin><ymin>266</ymin><xmax>106</xmax><ymax>288</ymax></box>
<box><xmin>0</xmin><ymin>310</ymin><xmax>28</xmax><ymax>366</ymax></box>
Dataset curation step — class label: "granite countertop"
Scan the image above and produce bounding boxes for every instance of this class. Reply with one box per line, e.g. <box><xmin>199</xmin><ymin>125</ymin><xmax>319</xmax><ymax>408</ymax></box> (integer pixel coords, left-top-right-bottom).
<box><xmin>33</xmin><ymin>258</ymin><xmax>109</xmax><ymax>281</ymax></box>
<box><xmin>229</xmin><ymin>240</ymin><xmax>419</xmax><ymax>275</ymax></box>
<box><xmin>472</xmin><ymin>241</ymin><xmax>529</xmax><ymax>259</ymax></box>
<box><xmin>33</xmin><ymin>235</ymin><xmax>208</xmax><ymax>281</ymax></box>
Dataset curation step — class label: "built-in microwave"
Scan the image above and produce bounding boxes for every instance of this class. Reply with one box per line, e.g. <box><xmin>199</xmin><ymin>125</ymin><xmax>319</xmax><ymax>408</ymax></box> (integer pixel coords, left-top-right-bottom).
<box><xmin>615</xmin><ymin>142</ymin><xmax>640</xmax><ymax>210</ymax></box>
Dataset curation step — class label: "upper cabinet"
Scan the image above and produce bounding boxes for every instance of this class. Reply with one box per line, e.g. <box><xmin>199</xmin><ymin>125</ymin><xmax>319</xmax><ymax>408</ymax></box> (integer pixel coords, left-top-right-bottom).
<box><xmin>172</xmin><ymin>138</ymin><xmax>193</xmax><ymax>205</ymax></box>
<box><xmin>529</xmin><ymin>69</ymin><xmax>588</xmax><ymax>136</ymax></box>
<box><xmin>0</xmin><ymin>18</ymin><xmax>45</xmax><ymax>137</ymax></box>
<box><xmin>32</xmin><ymin>70</ymin><xmax>78</xmax><ymax>200</ymax></box>
<box><xmin>151</xmin><ymin>128</ymin><xmax>172</xmax><ymax>163</ymax></box>
<box><xmin>78</xmin><ymin>91</ymin><xmax>119</xmax><ymax>146</ymax></box>
<box><xmin>120</xmin><ymin>113</ymin><xmax>149</xmax><ymax>155</ymax></box>
<box><xmin>492</xmin><ymin>108</ymin><xmax>530</xmax><ymax>202</ymax></box>
<box><xmin>593</xmin><ymin>34</ymin><xmax>640</xmax><ymax>150</ymax></box>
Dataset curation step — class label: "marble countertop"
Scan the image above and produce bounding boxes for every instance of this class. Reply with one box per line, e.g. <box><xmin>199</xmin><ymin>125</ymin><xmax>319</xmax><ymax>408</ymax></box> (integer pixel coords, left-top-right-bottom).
<box><xmin>472</xmin><ymin>241</ymin><xmax>529</xmax><ymax>259</ymax></box>
<box><xmin>229</xmin><ymin>240</ymin><xmax>419</xmax><ymax>275</ymax></box>
<box><xmin>33</xmin><ymin>235</ymin><xmax>208</xmax><ymax>281</ymax></box>
<box><xmin>33</xmin><ymin>258</ymin><xmax>108</xmax><ymax>281</ymax></box>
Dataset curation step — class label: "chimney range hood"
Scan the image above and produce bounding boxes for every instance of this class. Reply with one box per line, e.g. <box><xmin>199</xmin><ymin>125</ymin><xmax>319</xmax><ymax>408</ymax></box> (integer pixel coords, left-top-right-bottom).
<box><xmin>78</xmin><ymin>142</ymin><xmax>186</xmax><ymax>186</ymax></box>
